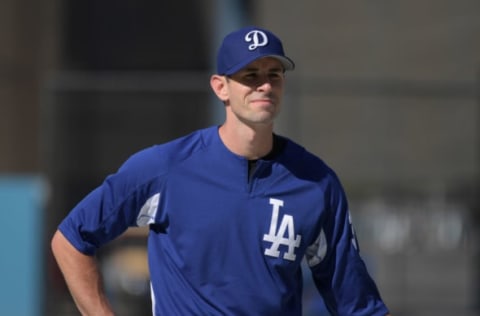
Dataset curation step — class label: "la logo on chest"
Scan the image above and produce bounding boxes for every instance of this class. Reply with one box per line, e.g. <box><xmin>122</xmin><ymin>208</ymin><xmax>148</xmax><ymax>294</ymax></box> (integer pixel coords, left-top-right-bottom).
<box><xmin>263</xmin><ymin>198</ymin><xmax>302</xmax><ymax>261</ymax></box>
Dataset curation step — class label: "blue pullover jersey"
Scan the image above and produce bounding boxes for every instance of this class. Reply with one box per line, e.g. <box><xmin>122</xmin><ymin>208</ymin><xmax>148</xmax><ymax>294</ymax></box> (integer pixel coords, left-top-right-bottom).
<box><xmin>59</xmin><ymin>126</ymin><xmax>389</xmax><ymax>316</ymax></box>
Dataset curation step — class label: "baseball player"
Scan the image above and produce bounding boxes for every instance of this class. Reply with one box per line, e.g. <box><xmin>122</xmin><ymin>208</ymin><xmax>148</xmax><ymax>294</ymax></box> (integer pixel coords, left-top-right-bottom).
<box><xmin>51</xmin><ymin>26</ymin><xmax>391</xmax><ymax>315</ymax></box>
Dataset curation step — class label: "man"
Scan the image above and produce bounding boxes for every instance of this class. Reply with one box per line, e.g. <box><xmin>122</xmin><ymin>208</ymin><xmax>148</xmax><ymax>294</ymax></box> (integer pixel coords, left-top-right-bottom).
<box><xmin>51</xmin><ymin>26</ymin><xmax>391</xmax><ymax>315</ymax></box>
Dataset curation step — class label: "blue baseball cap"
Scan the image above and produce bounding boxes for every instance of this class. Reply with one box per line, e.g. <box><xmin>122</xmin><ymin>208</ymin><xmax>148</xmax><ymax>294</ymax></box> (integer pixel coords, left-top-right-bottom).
<box><xmin>216</xmin><ymin>26</ymin><xmax>295</xmax><ymax>75</ymax></box>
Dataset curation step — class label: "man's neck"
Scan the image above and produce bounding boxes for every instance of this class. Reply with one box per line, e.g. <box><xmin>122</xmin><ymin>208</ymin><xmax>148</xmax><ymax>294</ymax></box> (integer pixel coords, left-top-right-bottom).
<box><xmin>218</xmin><ymin>123</ymin><xmax>274</xmax><ymax>160</ymax></box>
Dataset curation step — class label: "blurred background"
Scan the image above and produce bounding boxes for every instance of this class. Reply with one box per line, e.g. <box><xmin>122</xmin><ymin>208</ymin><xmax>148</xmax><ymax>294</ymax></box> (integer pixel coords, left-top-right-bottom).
<box><xmin>0</xmin><ymin>0</ymin><xmax>479</xmax><ymax>315</ymax></box>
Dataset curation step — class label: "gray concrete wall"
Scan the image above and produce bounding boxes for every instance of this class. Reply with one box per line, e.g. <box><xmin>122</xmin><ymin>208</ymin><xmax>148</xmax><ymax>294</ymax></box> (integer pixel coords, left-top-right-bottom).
<box><xmin>257</xmin><ymin>0</ymin><xmax>480</xmax><ymax>191</ymax></box>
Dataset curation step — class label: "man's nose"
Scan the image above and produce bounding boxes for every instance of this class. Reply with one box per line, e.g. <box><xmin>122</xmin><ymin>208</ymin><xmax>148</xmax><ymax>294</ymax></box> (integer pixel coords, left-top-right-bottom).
<box><xmin>256</xmin><ymin>77</ymin><xmax>273</xmax><ymax>91</ymax></box>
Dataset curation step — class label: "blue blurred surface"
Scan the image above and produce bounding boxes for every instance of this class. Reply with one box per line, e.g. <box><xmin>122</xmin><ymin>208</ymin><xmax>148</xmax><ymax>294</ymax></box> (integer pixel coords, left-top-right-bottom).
<box><xmin>0</xmin><ymin>175</ymin><xmax>46</xmax><ymax>316</ymax></box>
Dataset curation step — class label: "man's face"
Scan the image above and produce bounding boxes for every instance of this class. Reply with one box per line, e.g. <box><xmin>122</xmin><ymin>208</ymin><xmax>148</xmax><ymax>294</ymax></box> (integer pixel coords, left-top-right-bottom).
<box><xmin>224</xmin><ymin>57</ymin><xmax>285</xmax><ymax>127</ymax></box>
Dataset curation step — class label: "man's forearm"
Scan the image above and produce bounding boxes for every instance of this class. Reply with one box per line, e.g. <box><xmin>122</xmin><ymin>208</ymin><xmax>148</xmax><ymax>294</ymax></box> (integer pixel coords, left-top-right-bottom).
<box><xmin>51</xmin><ymin>230</ymin><xmax>115</xmax><ymax>316</ymax></box>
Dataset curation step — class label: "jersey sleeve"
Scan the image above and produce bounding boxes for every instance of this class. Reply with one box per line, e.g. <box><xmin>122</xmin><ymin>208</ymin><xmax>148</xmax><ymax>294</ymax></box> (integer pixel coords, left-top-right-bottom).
<box><xmin>305</xmin><ymin>175</ymin><xmax>390</xmax><ymax>316</ymax></box>
<box><xmin>58</xmin><ymin>146</ymin><xmax>164</xmax><ymax>255</ymax></box>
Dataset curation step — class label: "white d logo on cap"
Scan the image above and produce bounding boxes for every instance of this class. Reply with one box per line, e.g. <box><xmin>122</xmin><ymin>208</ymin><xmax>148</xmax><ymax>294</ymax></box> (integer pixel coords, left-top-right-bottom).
<box><xmin>245</xmin><ymin>30</ymin><xmax>268</xmax><ymax>50</ymax></box>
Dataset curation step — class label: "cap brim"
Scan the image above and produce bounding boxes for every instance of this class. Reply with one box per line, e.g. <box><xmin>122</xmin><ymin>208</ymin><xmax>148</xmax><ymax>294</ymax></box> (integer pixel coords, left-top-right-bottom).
<box><xmin>223</xmin><ymin>54</ymin><xmax>295</xmax><ymax>76</ymax></box>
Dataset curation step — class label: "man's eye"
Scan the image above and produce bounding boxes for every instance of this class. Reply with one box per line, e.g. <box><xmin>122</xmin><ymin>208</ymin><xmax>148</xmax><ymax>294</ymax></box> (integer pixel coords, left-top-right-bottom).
<box><xmin>245</xmin><ymin>73</ymin><xmax>258</xmax><ymax>79</ymax></box>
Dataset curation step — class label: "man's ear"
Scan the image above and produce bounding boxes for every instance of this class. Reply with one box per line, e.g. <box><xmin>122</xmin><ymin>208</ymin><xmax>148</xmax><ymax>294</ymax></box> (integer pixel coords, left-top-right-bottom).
<box><xmin>210</xmin><ymin>75</ymin><xmax>229</xmax><ymax>102</ymax></box>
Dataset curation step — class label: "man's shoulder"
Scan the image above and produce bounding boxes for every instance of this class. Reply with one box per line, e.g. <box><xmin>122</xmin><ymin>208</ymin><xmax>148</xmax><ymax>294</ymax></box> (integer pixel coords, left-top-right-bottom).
<box><xmin>279</xmin><ymin>136</ymin><xmax>340</xmax><ymax>184</ymax></box>
<box><xmin>160</xmin><ymin>126</ymin><xmax>216</xmax><ymax>152</ymax></box>
<box><xmin>118</xmin><ymin>127</ymin><xmax>214</xmax><ymax>173</ymax></box>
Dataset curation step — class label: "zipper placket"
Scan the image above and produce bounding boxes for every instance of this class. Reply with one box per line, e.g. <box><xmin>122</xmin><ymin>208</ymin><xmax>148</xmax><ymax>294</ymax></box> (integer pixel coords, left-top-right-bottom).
<box><xmin>247</xmin><ymin>160</ymin><xmax>266</xmax><ymax>194</ymax></box>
